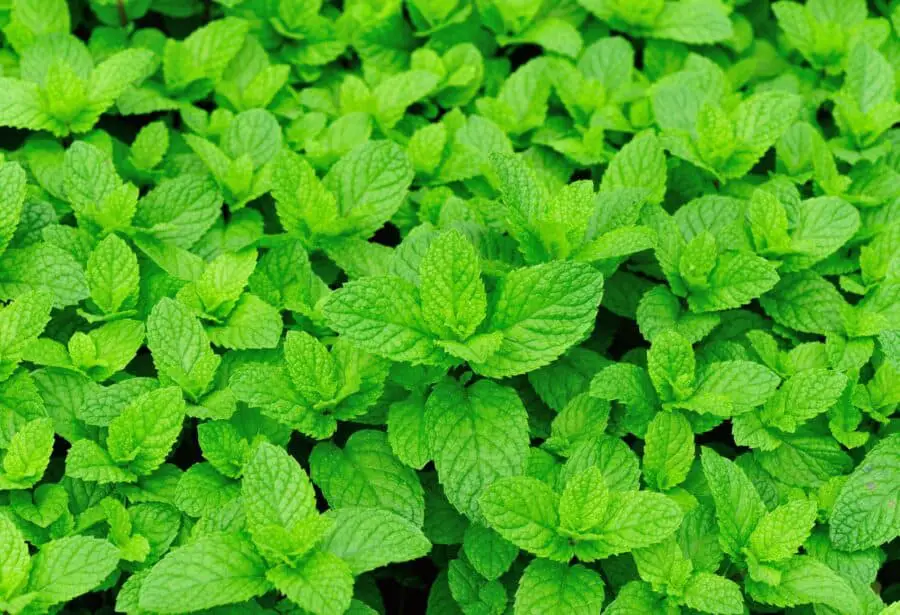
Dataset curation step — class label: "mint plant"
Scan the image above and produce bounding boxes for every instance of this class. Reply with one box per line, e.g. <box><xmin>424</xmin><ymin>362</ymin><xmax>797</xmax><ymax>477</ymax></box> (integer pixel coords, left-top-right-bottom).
<box><xmin>0</xmin><ymin>0</ymin><xmax>898</xmax><ymax>613</ymax></box>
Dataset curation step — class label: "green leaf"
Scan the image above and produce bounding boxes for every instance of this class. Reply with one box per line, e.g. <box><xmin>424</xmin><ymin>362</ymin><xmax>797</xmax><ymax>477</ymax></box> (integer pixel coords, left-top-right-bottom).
<box><xmin>745</xmin><ymin>555</ymin><xmax>860</xmax><ymax>613</ymax></box>
<box><xmin>700</xmin><ymin>447</ymin><xmax>765</xmax><ymax>558</ymax></box>
<box><xmin>760</xmin><ymin>272</ymin><xmax>847</xmax><ymax>335</ymax></box>
<box><xmin>480</xmin><ymin>476</ymin><xmax>571</xmax><ymax>561</ymax></box>
<box><xmin>320</xmin><ymin>507</ymin><xmax>431</xmax><ymax>574</ymax></box>
<box><xmin>687</xmin><ymin>251</ymin><xmax>780</xmax><ymax>313</ymax></box>
<box><xmin>0</xmin><ymin>162</ymin><xmax>27</xmax><ymax>257</ymax></box>
<box><xmin>425</xmin><ymin>380</ymin><xmax>529</xmax><ymax>520</ymax></box>
<box><xmin>573</xmin><ymin>489</ymin><xmax>683</xmax><ymax>561</ymax></box>
<box><xmin>559</xmin><ymin>466</ymin><xmax>609</xmax><ymax>535</ymax></box>
<box><xmin>638</xmin><ymin>286</ymin><xmax>722</xmax><ymax>343</ymax></box>
<box><xmin>174</xmin><ymin>462</ymin><xmax>240</xmax><ymax>518</ymax></box>
<box><xmin>322</xmin><ymin>141</ymin><xmax>415</xmax><ymax>238</ymax></box>
<box><xmin>604</xmin><ymin>581</ymin><xmax>666</xmax><ymax>613</ymax></box>
<box><xmin>755</xmin><ymin>430</ymin><xmax>852</xmax><ymax>488</ymax></box>
<box><xmin>514</xmin><ymin>559</ymin><xmax>605</xmax><ymax>615</ymax></box>
<box><xmin>749</xmin><ymin>498</ymin><xmax>817</xmax><ymax>562</ymax></box>
<box><xmin>462</xmin><ymin>523</ymin><xmax>518</xmax><ymax>581</ymax></box>
<box><xmin>77</xmin><ymin>378</ymin><xmax>157</xmax><ymax>428</ymax></box>
<box><xmin>206</xmin><ymin>293</ymin><xmax>283</xmax><ymax>350</ymax></box>
<box><xmin>107</xmin><ymin>387</ymin><xmax>185</xmax><ymax>476</ymax></box>
<box><xmin>682</xmin><ymin>571</ymin><xmax>744</xmax><ymax>615</ymax></box>
<box><xmin>447</xmin><ymin>556</ymin><xmax>508</xmax><ymax>615</ymax></box>
<box><xmin>632</xmin><ymin>536</ymin><xmax>693</xmax><ymax>589</ymax></box>
<box><xmin>647</xmin><ymin>330</ymin><xmax>695</xmax><ymax>402</ymax></box>
<box><xmin>222</xmin><ymin>109</ymin><xmax>282</xmax><ymax>168</ymax></box>
<box><xmin>139</xmin><ymin>532</ymin><xmax>270</xmax><ymax>613</ymax></box>
<box><xmin>65</xmin><ymin>438</ymin><xmax>137</xmax><ymax>484</ymax></box>
<box><xmin>3</xmin><ymin>0</ymin><xmax>70</xmax><ymax>53</ymax></box>
<box><xmin>323</xmin><ymin>276</ymin><xmax>441</xmax><ymax>364</ymax></box>
<box><xmin>387</xmin><ymin>393</ymin><xmax>432</xmax><ymax>470</ymax></box>
<box><xmin>600</xmin><ymin>132</ymin><xmax>667</xmax><ymax>205</ymax></box>
<box><xmin>0</xmin><ymin>417</ymin><xmax>54</xmax><ymax>488</ymax></box>
<box><xmin>530</xmin><ymin>347</ymin><xmax>610</xmax><ymax>412</ymax></box>
<box><xmin>545</xmin><ymin>393</ymin><xmax>610</xmax><ymax>456</ymax></box>
<box><xmin>782</xmin><ymin>197</ymin><xmax>860</xmax><ymax>271</ymax></box>
<box><xmin>684</xmin><ymin>361</ymin><xmax>781</xmax><ymax>417</ymax></box>
<box><xmin>133</xmin><ymin>175</ymin><xmax>223</xmax><ymax>249</ymax></box>
<box><xmin>310</xmin><ymin>430</ymin><xmax>424</xmax><ymax>525</ymax></box>
<box><xmin>651</xmin><ymin>0</ymin><xmax>734</xmax><ymax>44</ymax></box>
<box><xmin>198</xmin><ymin>422</ymin><xmax>248</xmax><ymax>479</ymax></box>
<box><xmin>68</xmin><ymin>318</ymin><xmax>145</xmax><ymax>382</ymax></box>
<box><xmin>0</xmin><ymin>290</ymin><xmax>54</xmax><ymax>381</ymax></box>
<box><xmin>283</xmin><ymin>330</ymin><xmax>339</xmax><ymax>405</ymax></box>
<box><xmin>562</xmin><ymin>435</ymin><xmax>641</xmax><ymax>493</ymax></box>
<box><xmin>267</xmin><ymin>551</ymin><xmax>353</xmax><ymax>615</ymax></box>
<box><xmin>733</xmin><ymin>91</ymin><xmax>802</xmax><ymax>152</ymax></box>
<box><xmin>242</xmin><ymin>441</ymin><xmax>317</xmax><ymax>532</ymax></box>
<box><xmin>26</xmin><ymin>537</ymin><xmax>118</xmax><ymax>607</ymax></box>
<box><xmin>419</xmin><ymin>229</ymin><xmax>487</xmax><ymax>341</ymax></box>
<box><xmin>163</xmin><ymin>17</ymin><xmax>249</xmax><ymax>92</ymax></box>
<box><xmin>86</xmin><ymin>234</ymin><xmax>139</xmax><ymax>316</ymax></box>
<box><xmin>0</xmin><ymin>243</ymin><xmax>90</xmax><ymax>308</ymax></box>
<box><xmin>0</xmin><ymin>77</ymin><xmax>49</xmax><ymax>131</ymax></box>
<box><xmin>643</xmin><ymin>410</ymin><xmax>694</xmax><ymax>491</ymax></box>
<box><xmin>842</xmin><ymin>41</ymin><xmax>896</xmax><ymax>114</ymax></box>
<box><xmin>146</xmin><ymin>298</ymin><xmax>220</xmax><ymax>400</ymax></box>
<box><xmin>130</xmin><ymin>121</ymin><xmax>169</xmax><ymax>171</ymax></box>
<box><xmin>86</xmin><ymin>48</ymin><xmax>156</xmax><ymax>116</ymax></box>
<box><xmin>190</xmin><ymin>250</ymin><xmax>257</xmax><ymax>315</ymax></box>
<box><xmin>759</xmin><ymin>369</ymin><xmax>847</xmax><ymax>432</ymax></box>
<box><xmin>830</xmin><ymin>434</ymin><xmax>900</xmax><ymax>551</ymax></box>
<box><xmin>374</xmin><ymin>70</ymin><xmax>441</xmax><ymax>130</ymax></box>
<box><xmin>0</xmin><ymin>507</ymin><xmax>30</xmax><ymax>598</ymax></box>
<box><xmin>511</xmin><ymin>18</ymin><xmax>584</xmax><ymax>58</ymax></box>
<box><xmin>472</xmin><ymin>261</ymin><xmax>604</xmax><ymax>377</ymax></box>
<box><xmin>249</xmin><ymin>240</ymin><xmax>328</xmax><ymax>314</ymax></box>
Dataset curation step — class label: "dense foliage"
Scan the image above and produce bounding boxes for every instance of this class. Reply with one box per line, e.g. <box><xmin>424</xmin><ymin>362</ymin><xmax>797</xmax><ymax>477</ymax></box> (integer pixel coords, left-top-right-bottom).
<box><xmin>0</xmin><ymin>0</ymin><xmax>898</xmax><ymax>613</ymax></box>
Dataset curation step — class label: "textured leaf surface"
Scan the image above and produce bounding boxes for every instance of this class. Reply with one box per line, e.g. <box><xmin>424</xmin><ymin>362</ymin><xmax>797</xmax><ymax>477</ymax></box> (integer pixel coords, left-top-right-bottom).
<box><xmin>514</xmin><ymin>559</ymin><xmax>605</xmax><ymax>615</ymax></box>
<box><xmin>425</xmin><ymin>380</ymin><xmax>529</xmax><ymax>520</ymax></box>
<box><xmin>139</xmin><ymin>533</ymin><xmax>270</xmax><ymax>613</ymax></box>
<box><xmin>320</xmin><ymin>507</ymin><xmax>431</xmax><ymax>574</ymax></box>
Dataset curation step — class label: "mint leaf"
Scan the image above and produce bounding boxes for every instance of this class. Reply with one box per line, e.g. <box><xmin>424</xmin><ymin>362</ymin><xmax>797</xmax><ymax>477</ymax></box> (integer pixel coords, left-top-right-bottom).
<box><xmin>462</xmin><ymin>523</ymin><xmax>518</xmax><ymax>581</ymax></box>
<box><xmin>320</xmin><ymin>507</ymin><xmax>431</xmax><ymax>574</ymax></box>
<box><xmin>267</xmin><ymin>551</ymin><xmax>353</xmax><ymax>615</ymax></box>
<box><xmin>514</xmin><ymin>559</ymin><xmax>605</xmax><ymax>615</ymax></box>
<box><xmin>310</xmin><ymin>430</ymin><xmax>425</xmax><ymax>524</ymax></box>
<box><xmin>683</xmin><ymin>571</ymin><xmax>744</xmax><ymax>615</ymax></box>
<box><xmin>425</xmin><ymin>380</ymin><xmax>529</xmax><ymax>520</ymax></box>
<box><xmin>573</xmin><ymin>489</ymin><xmax>683</xmax><ymax>561</ymax></box>
<box><xmin>480</xmin><ymin>476</ymin><xmax>571</xmax><ymax>561</ymax></box>
<box><xmin>749</xmin><ymin>498</ymin><xmax>817</xmax><ymax>562</ymax></box>
<box><xmin>242</xmin><ymin>441</ymin><xmax>317</xmax><ymax>533</ymax></box>
<box><xmin>139</xmin><ymin>532</ymin><xmax>270</xmax><ymax>613</ymax></box>
<box><xmin>26</xmin><ymin>536</ymin><xmax>118</xmax><ymax>608</ymax></box>
<box><xmin>745</xmin><ymin>555</ymin><xmax>860</xmax><ymax>613</ymax></box>
<box><xmin>323</xmin><ymin>277</ymin><xmax>441</xmax><ymax>364</ymax></box>
<box><xmin>419</xmin><ymin>229</ymin><xmax>487</xmax><ymax>341</ymax></box>
<box><xmin>643</xmin><ymin>410</ymin><xmax>694</xmax><ymax>491</ymax></box>
<box><xmin>146</xmin><ymin>298</ymin><xmax>220</xmax><ymax>400</ymax></box>
<box><xmin>559</xmin><ymin>466</ymin><xmax>608</xmax><ymax>536</ymax></box>
<box><xmin>687</xmin><ymin>252</ymin><xmax>780</xmax><ymax>313</ymax></box>
<box><xmin>107</xmin><ymin>387</ymin><xmax>185</xmax><ymax>476</ymax></box>
<box><xmin>0</xmin><ymin>417</ymin><xmax>54</xmax><ymax>489</ymax></box>
<box><xmin>701</xmin><ymin>447</ymin><xmax>766</xmax><ymax>558</ymax></box>
<box><xmin>830</xmin><ymin>435</ymin><xmax>900</xmax><ymax>551</ymax></box>
<box><xmin>86</xmin><ymin>234</ymin><xmax>139</xmax><ymax>316</ymax></box>
<box><xmin>472</xmin><ymin>261</ymin><xmax>604</xmax><ymax>377</ymax></box>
